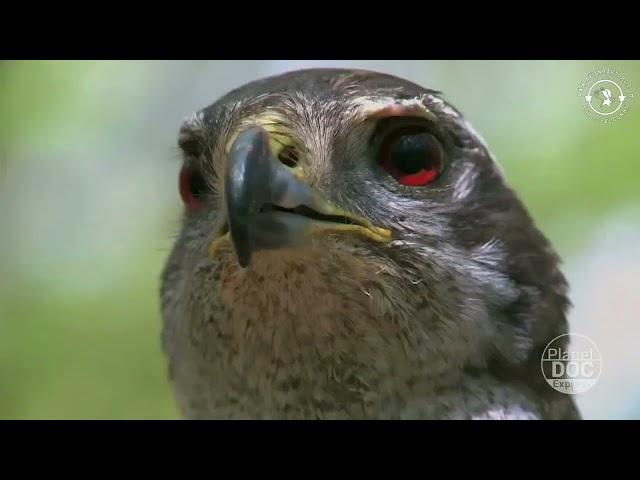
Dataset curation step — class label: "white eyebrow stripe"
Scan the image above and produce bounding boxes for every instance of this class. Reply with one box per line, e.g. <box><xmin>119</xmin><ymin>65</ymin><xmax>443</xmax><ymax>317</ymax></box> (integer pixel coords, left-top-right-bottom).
<box><xmin>350</xmin><ymin>95</ymin><xmax>436</xmax><ymax>121</ymax></box>
<box><xmin>423</xmin><ymin>94</ymin><xmax>460</xmax><ymax>118</ymax></box>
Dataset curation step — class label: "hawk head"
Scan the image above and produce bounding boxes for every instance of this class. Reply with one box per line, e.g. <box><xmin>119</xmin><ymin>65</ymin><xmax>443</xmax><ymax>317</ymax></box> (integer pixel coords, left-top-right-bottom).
<box><xmin>161</xmin><ymin>69</ymin><xmax>576</xmax><ymax>419</ymax></box>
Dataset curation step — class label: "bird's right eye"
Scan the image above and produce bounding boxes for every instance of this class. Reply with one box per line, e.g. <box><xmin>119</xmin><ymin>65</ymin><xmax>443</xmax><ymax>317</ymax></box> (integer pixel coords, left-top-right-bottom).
<box><xmin>179</xmin><ymin>164</ymin><xmax>209</xmax><ymax>212</ymax></box>
<box><xmin>378</xmin><ymin>126</ymin><xmax>443</xmax><ymax>186</ymax></box>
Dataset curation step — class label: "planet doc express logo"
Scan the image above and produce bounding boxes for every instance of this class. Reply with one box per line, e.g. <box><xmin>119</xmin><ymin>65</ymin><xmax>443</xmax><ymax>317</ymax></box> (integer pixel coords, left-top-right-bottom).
<box><xmin>541</xmin><ymin>333</ymin><xmax>602</xmax><ymax>395</ymax></box>
<box><xmin>578</xmin><ymin>67</ymin><xmax>635</xmax><ymax>124</ymax></box>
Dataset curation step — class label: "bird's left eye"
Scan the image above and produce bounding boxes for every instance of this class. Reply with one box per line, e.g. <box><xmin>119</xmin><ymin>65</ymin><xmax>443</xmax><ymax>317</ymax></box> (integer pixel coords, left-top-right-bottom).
<box><xmin>378</xmin><ymin>127</ymin><xmax>443</xmax><ymax>186</ymax></box>
<box><xmin>179</xmin><ymin>164</ymin><xmax>209</xmax><ymax>212</ymax></box>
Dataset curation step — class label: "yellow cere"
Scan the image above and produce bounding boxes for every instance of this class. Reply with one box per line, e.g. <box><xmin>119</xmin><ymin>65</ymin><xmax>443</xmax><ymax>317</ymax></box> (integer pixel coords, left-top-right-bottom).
<box><xmin>225</xmin><ymin>112</ymin><xmax>299</xmax><ymax>158</ymax></box>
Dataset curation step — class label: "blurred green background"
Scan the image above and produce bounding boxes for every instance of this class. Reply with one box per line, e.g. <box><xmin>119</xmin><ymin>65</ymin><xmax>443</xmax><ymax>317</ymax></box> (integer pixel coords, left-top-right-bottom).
<box><xmin>1</xmin><ymin>60</ymin><xmax>639</xmax><ymax>419</ymax></box>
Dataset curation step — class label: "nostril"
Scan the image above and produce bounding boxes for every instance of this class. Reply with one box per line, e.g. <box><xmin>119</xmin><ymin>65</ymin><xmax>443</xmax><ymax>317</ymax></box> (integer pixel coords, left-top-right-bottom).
<box><xmin>278</xmin><ymin>145</ymin><xmax>299</xmax><ymax>168</ymax></box>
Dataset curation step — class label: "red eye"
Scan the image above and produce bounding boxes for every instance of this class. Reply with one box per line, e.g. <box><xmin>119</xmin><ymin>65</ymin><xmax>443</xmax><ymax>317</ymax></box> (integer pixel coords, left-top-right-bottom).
<box><xmin>379</xmin><ymin>127</ymin><xmax>443</xmax><ymax>186</ymax></box>
<box><xmin>179</xmin><ymin>164</ymin><xmax>208</xmax><ymax>212</ymax></box>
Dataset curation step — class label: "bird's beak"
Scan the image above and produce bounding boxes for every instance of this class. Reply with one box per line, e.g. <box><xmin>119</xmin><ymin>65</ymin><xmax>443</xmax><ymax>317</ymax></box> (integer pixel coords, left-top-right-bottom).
<box><xmin>209</xmin><ymin>126</ymin><xmax>391</xmax><ymax>267</ymax></box>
